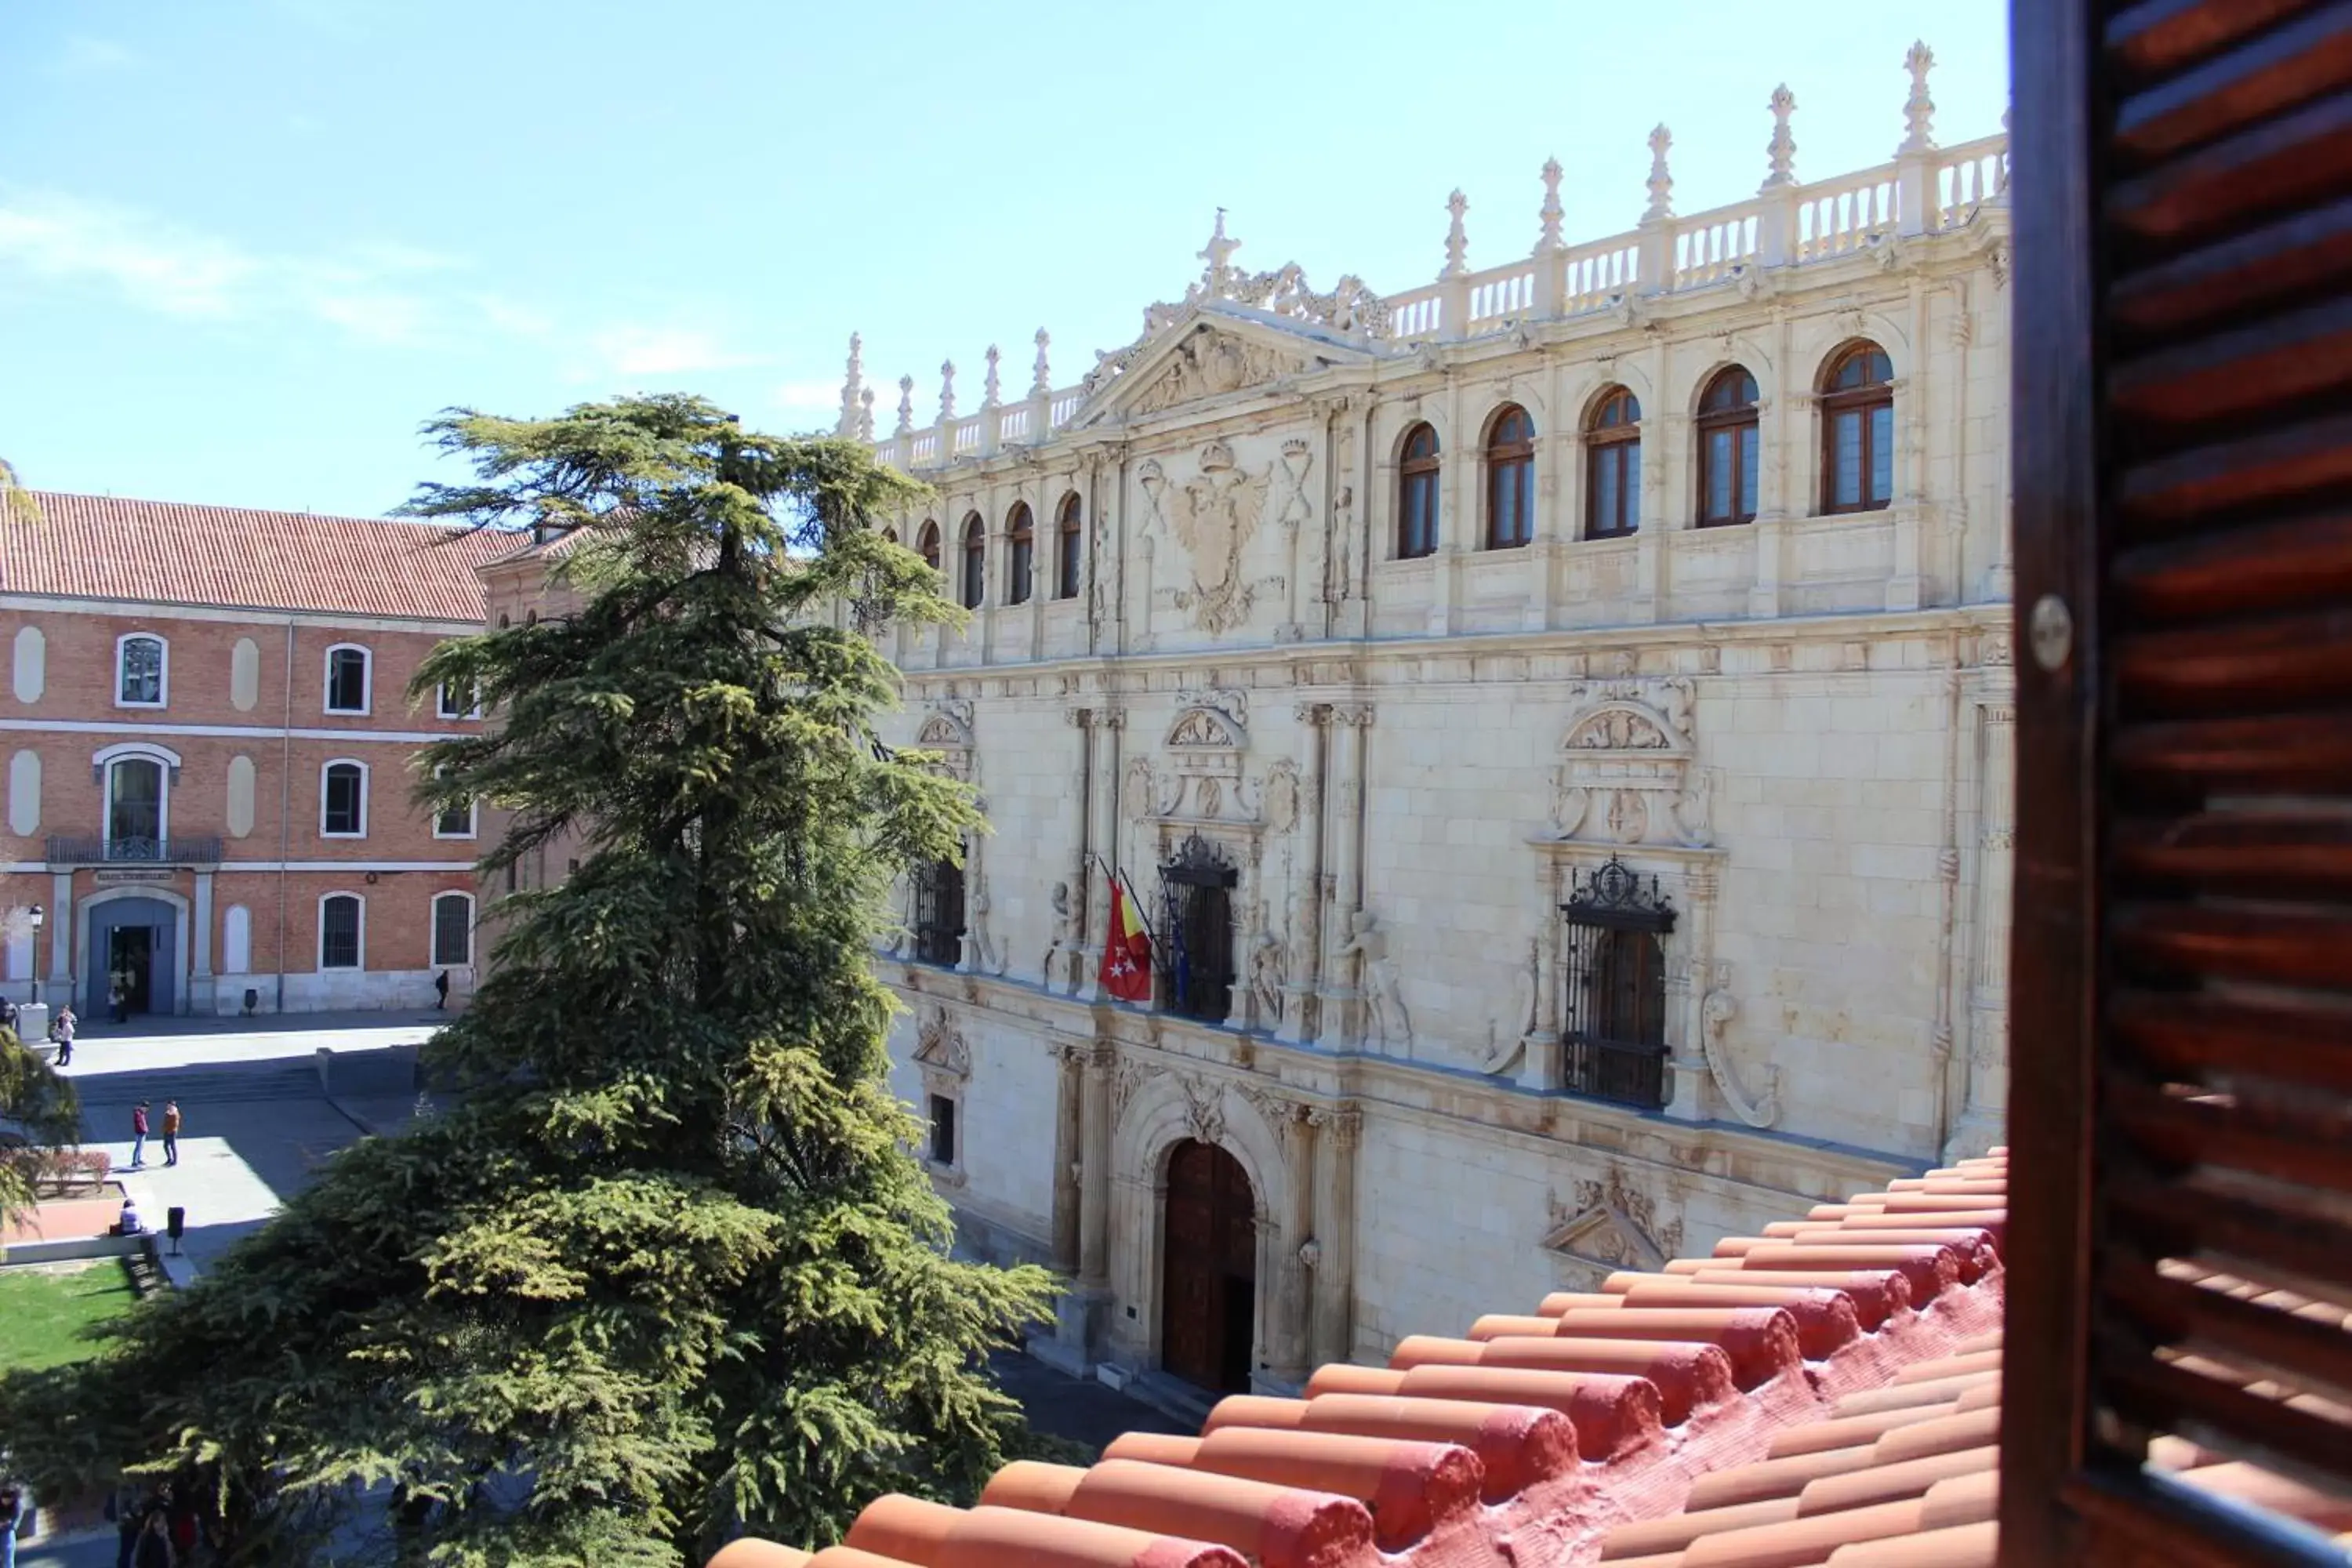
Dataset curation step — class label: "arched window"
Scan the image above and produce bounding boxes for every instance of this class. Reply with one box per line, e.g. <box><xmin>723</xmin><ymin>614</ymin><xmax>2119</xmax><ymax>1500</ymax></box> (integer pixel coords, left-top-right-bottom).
<box><xmin>324</xmin><ymin>643</ymin><xmax>372</xmax><ymax>714</ymax></box>
<box><xmin>917</xmin><ymin>521</ymin><xmax>942</xmax><ymax>575</ymax></box>
<box><xmin>1821</xmin><ymin>343</ymin><xmax>1895</xmax><ymax>514</ymax></box>
<box><xmin>1484</xmin><ymin>405</ymin><xmax>1536</xmax><ymax>550</ymax></box>
<box><xmin>1397</xmin><ymin>423</ymin><xmax>1440</xmax><ymax>560</ymax></box>
<box><xmin>106</xmin><ymin>755</ymin><xmax>165</xmax><ymax>851</ymax></box>
<box><xmin>882</xmin><ymin>527</ymin><xmax>899</xmax><ymax>548</ymax></box>
<box><xmin>431</xmin><ymin>891</ymin><xmax>474</xmax><ymax>968</ymax></box>
<box><xmin>319</xmin><ymin>893</ymin><xmax>363</xmax><ymax>971</ymax></box>
<box><xmin>1584</xmin><ymin>387</ymin><xmax>1642</xmax><ymax>539</ymax></box>
<box><xmin>1697</xmin><ymin>368</ymin><xmax>1761</xmax><ymax>527</ymax></box>
<box><xmin>432</xmin><ymin>766</ymin><xmax>476</xmax><ymax>840</ymax></box>
<box><xmin>1055</xmin><ymin>492</ymin><xmax>1083</xmax><ymax>601</ymax></box>
<box><xmin>960</xmin><ymin>514</ymin><xmax>985</xmax><ymax>609</ymax></box>
<box><xmin>321</xmin><ymin>760</ymin><xmax>368</xmax><ymax>838</ymax></box>
<box><xmin>115</xmin><ymin>633</ymin><xmax>166</xmax><ymax>708</ymax></box>
<box><xmin>1006</xmin><ymin>503</ymin><xmax>1034</xmax><ymax>606</ymax></box>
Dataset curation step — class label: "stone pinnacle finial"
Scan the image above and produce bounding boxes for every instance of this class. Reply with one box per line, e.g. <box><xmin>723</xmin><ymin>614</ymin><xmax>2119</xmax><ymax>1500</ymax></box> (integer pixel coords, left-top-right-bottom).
<box><xmin>858</xmin><ymin>386</ymin><xmax>876</xmax><ymax>442</ymax></box>
<box><xmin>1762</xmin><ymin>85</ymin><xmax>1798</xmax><ymax>191</ymax></box>
<box><xmin>1031</xmin><ymin>328</ymin><xmax>1052</xmax><ymax>397</ymax></box>
<box><xmin>1900</xmin><ymin>41</ymin><xmax>1937</xmax><ymax>154</ymax></box>
<box><xmin>1534</xmin><ymin>158</ymin><xmax>1565</xmax><ymax>256</ymax></box>
<box><xmin>895</xmin><ymin>375</ymin><xmax>914</xmax><ymax>436</ymax></box>
<box><xmin>1997</xmin><ymin>106</ymin><xmax>2013</xmax><ymax>194</ymax></box>
<box><xmin>1643</xmin><ymin>124</ymin><xmax>1675</xmax><ymax>223</ymax></box>
<box><xmin>982</xmin><ymin>344</ymin><xmax>1002</xmax><ymax>408</ymax></box>
<box><xmin>836</xmin><ymin>332</ymin><xmax>866</xmax><ymax>437</ymax></box>
<box><xmin>1199</xmin><ymin>207</ymin><xmax>1241</xmax><ymax>296</ymax></box>
<box><xmin>1441</xmin><ymin>189</ymin><xmax>1470</xmax><ymax>278</ymax></box>
<box><xmin>938</xmin><ymin>360</ymin><xmax>957</xmax><ymax>424</ymax></box>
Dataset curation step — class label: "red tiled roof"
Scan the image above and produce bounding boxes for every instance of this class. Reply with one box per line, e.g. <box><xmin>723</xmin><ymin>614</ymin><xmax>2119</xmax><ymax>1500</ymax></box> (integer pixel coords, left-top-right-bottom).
<box><xmin>3</xmin><ymin>491</ymin><xmax>518</xmax><ymax>622</ymax></box>
<box><xmin>708</xmin><ymin>1156</ymin><xmax>2021</xmax><ymax>1568</ymax></box>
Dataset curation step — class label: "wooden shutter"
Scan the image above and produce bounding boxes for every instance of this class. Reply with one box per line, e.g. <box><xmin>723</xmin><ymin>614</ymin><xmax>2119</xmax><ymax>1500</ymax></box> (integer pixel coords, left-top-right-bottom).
<box><xmin>2005</xmin><ymin>2</ymin><xmax>2352</xmax><ymax>1563</ymax></box>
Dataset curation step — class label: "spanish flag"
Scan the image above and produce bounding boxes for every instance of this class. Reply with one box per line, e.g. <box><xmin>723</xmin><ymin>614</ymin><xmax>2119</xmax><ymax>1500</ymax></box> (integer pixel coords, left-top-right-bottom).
<box><xmin>1099</xmin><ymin>876</ymin><xmax>1154</xmax><ymax>1003</ymax></box>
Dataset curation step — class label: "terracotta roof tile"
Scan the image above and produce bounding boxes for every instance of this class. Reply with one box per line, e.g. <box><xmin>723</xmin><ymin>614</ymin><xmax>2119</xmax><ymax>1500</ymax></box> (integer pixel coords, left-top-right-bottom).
<box><xmin>711</xmin><ymin>1155</ymin><xmax>2014</xmax><ymax>1568</ymax></box>
<box><xmin>4</xmin><ymin>490</ymin><xmax>515</xmax><ymax>621</ymax></box>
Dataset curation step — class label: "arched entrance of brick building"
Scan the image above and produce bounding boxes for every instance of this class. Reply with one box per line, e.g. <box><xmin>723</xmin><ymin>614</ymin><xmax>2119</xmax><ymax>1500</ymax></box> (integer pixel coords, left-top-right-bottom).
<box><xmin>1160</xmin><ymin>1138</ymin><xmax>1258</xmax><ymax>1394</ymax></box>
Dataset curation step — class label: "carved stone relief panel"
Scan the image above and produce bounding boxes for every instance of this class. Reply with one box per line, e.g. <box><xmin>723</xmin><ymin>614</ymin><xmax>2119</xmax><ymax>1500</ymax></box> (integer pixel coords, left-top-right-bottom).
<box><xmin>1547</xmin><ymin>676</ymin><xmax>1715</xmax><ymax>848</ymax></box>
<box><xmin>1138</xmin><ymin>442</ymin><xmax>1288</xmax><ymax>636</ymax></box>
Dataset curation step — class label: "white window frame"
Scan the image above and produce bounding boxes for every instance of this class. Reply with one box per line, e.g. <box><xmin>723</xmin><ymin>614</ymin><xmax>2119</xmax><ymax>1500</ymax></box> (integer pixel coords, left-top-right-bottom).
<box><xmin>323</xmin><ymin>643</ymin><xmax>372</xmax><ymax>717</ymax></box>
<box><xmin>430</xmin><ymin>766</ymin><xmax>477</xmax><ymax>840</ymax></box>
<box><xmin>435</xmin><ymin>680</ymin><xmax>482</xmax><ymax>720</ymax></box>
<box><xmin>430</xmin><ymin>891</ymin><xmax>474</xmax><ymax>968</ymax></box>
<box><xmin>319</xmin><ymin>758</ymin><xmax>369</xmax><ymax>839</ymax></box>
<box><xmin>318</xmin><ymin>891</ymin><xmax>365</xmax><ymax>971</ymax></box>
<box><xmin>114</xmin><ymin>633</ymin><xmax>169</xmax><ymax>710</ymax></box>
<box><xmin>95</xmin><ymin>742</ymin><xmax>178</xmax><ymax>849</ymax></box>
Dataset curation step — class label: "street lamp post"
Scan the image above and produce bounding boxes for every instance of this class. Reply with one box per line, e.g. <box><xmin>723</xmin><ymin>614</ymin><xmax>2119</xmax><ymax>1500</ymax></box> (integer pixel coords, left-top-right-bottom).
<box><xmin>27</xmin><ymin>904</ymin><xmax>42</xmax><ymax>1007</ymax></box>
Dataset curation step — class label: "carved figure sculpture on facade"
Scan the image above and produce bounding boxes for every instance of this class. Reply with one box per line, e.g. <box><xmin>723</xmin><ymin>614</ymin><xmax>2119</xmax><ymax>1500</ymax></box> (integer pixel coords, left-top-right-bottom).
<box><xmin>1478</xmin><ymin>936</ymin><xmax>1541</xmax><ymax>1076</ymax></box>
<box><xmin>1337</xmin><ymin>910</ymin><xmax>1410</xmax><ymax>1051</ymax></box>
<box><xmin>1040</xmin><ymin>880</ymin><xmax>1076</xmax><ymax>993</ymax></box>
<box><xmin>1700</xmin><ymin>966</ymin><xmax>1780</xmax><ymax>1127</ymax></box>
<box><xmin>1250</xmin><ymin>924</ymin><xmax>1287</xmax><ymax>1029</ymax></box>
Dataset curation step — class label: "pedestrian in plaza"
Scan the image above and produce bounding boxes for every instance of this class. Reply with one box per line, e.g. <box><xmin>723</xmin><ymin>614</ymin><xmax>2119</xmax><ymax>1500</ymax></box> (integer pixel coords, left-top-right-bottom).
<box><xmin>161</xmin><ymin>1100</ymin><xmax>182</xmax><ymax>1167</ymax></box>
<box><xmin>129</xmin><ymin>1101</ymin><xmax>151</xmax><ymax>1168</ymax></box>
<box><xmin>49</xmin><ymin>1005</ymin><xmax>73</xmax><ymax>1065</ymax></box>
<box><xmin>434</xmin><ymin>968</ymin><xmax>450</xmax><ymax>1009</ymax></box>
<box><xmin>132</xmin><ymin>1510</ymin><xmax>172</xmax><ymax>1568</ymax></box>
<box><xmin>110</xmin><ymin>1485</ymin><xmax>142</xmax><ymax>1568</ymax></box>
<box><xmin>110</xmin><ymin>977</ymin><xmax>127</xmax><ymax>1026</ymax></box>
<box><xmin>1</xmin><ymin>1481</ymin><xmax>24</xmax><ymax>1568</ymax></box>
<box><xmin>118</xmin><ymin>1196</ymin><xmax>143</xmax><ymax>1236</ymax></box>
<box><xmin>2</xmin><ymin>996</ymin><xmax>18</xmax><ymax>1034</ymax></box>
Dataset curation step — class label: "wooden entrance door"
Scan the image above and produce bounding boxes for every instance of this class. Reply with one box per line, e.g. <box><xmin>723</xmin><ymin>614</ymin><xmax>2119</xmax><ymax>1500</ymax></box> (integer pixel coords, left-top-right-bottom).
<box><xmin>1160</xmin><ymin>1139</ymin><xmax>1258</xmax><ymax>1393</ymax></box>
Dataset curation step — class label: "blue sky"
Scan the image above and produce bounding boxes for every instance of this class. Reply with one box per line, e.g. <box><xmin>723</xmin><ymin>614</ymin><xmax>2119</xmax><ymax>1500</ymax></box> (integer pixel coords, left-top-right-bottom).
<box><xmin>0</xmin><ymin>0</ymin><xmax>2007</xmax><ymax>519</ymax></box>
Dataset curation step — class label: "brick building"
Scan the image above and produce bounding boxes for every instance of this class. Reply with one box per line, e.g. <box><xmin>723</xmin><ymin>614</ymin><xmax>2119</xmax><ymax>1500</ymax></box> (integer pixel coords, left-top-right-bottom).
<box><xmin>0</xmin><ymin>492</ymin><xmax>515</xmax><ymax>1017</ymax></box>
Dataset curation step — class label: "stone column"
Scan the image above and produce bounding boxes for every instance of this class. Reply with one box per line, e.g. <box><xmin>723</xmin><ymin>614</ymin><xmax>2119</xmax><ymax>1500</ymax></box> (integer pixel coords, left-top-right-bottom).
<box><xmin>1317</xmin><ymin>708</ymin><xmax>1372</xmax><ymax>1043</ymax></box>
<box><xmin>1634</xmin><ymin>337</ymin><xmax>1671</xmax><ymax>624</ymax></box>
<box><xmin>1273</xmin><ymin>1105</ymin><xmax>1317</xmax><ymax>1385</ymax></box>
<box><xmin>1054</xmin><ymin>1040</ymin><xmax>1117</xmax><ymax>1368</ymax></box>
<box><xmin>191</xmin><ymin>869</ymin><xmax>215</xmax><ymax>1014</ymax></box>
<box><xmin>1309</xmin><ymin>1106</ymin><xmax>1361</xmax><ymax>1368</ymax></box>
<box><xmin>1519</xmin><ymin>860</ymin><xmax>1563</xmax><ymax>1091</ymax></box>
<box><xmin>1051</xmin><ymin>1041</ymin><xmax>1084</xmax><ymax>1272</ymax></box>
<box><xmin>47</xmin><ymin>870</ymin><xmax>71</xmax><ymax>996</ymax></box>
<box><xmin>1662</xmin><ymin>864</ymin><xmax>1717</xmax><ymax>1121</ymax></box>
<box><xmin>1276</xmin><ymin>706</ymin><xmax>1328</xmax><ymax>1044</ymax></box>
<box><xmin>1078</xmin><ymin>710</ymin><xmax>1123</xmax><ymax>1001</ymax></box>
<box><xmin>1947</xmin><ymin>701</ymin><xmax>2015</xmax><ymax>1160</ymax></box>
<box><xmin>1063</xmin><ymin>706</ymin><xmax>1094</xmax><ymax>996</ymax></box>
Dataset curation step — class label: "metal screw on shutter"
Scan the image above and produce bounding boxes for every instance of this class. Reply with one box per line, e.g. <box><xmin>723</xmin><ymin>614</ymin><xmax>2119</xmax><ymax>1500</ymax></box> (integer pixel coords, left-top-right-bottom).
<box><xmin>2028</xmin><ymin>594</ymin><xmax>2072</xmax><ymax>672</ymax></box>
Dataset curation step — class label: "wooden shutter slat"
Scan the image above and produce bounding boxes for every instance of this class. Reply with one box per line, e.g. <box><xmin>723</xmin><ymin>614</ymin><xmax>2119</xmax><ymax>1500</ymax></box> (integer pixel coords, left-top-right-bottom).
<box><xmin>2109</xmin><ymin>295</ymin><xmax>2352</xmax><ymax>423</ymax></box>
<box><xmin>2114</xmin><ymin>903</ymin><xmax>2352</xmax><ymax>986</ymax></box>
<box><xmin>2107</xmin><ymin>91</ymin><xmax>2352</xmax><ymax>248</ymax></box>
<box><xmin>2110</xmin><ymin>196</ymin><xmax>2352</xmax><ymax>336</ymax></box>
<box><xmin>2100</xmin><ymin>1355</ymin><xmax>2352</xmax><ymax>1498</ymax></box>
<box><xmin>2105</xmin><ymin>1071</ymin><xmax>2352</xmax><ymax>1192</ymax></box>
<box><xmin>2112</xmin><ymin>710</ymin><xmax>2352</xmax><ymax>790</ymax></box>
<box><xmin>2112</xmin><ymin>989</ymin><xmax>2352</xmax><ymax>1092</ymax></box>
<box><xmin>2114</xmin><ymin>608</ymin><xmax>2352</xmax><ymax>709</ymax></box>
<box><xmin>2104</xmin><ymin>1255</ymin><xmax>2352</xmax><ymax>1398</ymax></box>
<box><xmin>2113</xmin><ymin>811</ymin><xmax>2352</xmax><ymax>893</ymax></box>
<box><xmin>2114</xmin><ymin>509</ymin><xmax>2352</xmax><ymax>620</ymax></box>
<box><xmin>2117</xmin><ymin>411</ymin><xmax>2352</xmax><ymax>532</ymax></box>
<box><xmin>2108</xmin><ymin>1171</ymin><xmax>2352</xmax><ymax>1293</ymax></box>
<box><xmin>2108</xmin><ymin>0</ymin><xmax>2328</xmax><ymax>81</ymax></box>
<box><xmin>2114</xmin><ymin>5</ymin><xmax>2352</xmax><ymax>161</ymax></box>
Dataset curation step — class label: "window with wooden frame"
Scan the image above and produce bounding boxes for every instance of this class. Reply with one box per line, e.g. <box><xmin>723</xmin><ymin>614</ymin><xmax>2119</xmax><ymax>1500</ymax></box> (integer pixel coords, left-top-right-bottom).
<box><xmin>910</xmin><ymin>858</ymin><xmax>964</xmax><ymax>967</ymax></box>
<box><xmin>1396</xmin><ymin>423</ymin><xmax>1440</xmax><ymax>560</ymax></box>
<box><xmin>1820</xmin><ymin>343</ymin><xmax>1893</xmax><ymax>514</ymax></box>
<box><xmin>1558</xmin><ymin>858</ymin><xmax>1673</xmax><ymax>1111</ymax></box>
<box><xmin>1697</xmin><ymin>367</ymin><xmax>1761</xmax><ymax>526</ymax></box>
<box><xmin>1584</xmin><ymin>387</ymin><xmax>1642</xmax><ymax>539</ymax></box>
<box><xmin>2005</xmin><ymin>6</ymin><xmax>2352</xmax><ymax>1566</ymax></box>
<box><xmin>959</xmin><ymin>514</ymin><xmax>985</xmax><ymax>610</ymax></box>
<box><xmin>1055</xmin><ymin>492</ymin><xmax>1083</xmax><ymax>601</ymax></box>
<box><xmin>1005</xmin><ymin>502</ymin><xmax>1034</xmax><ymax>606</ymax></box>
<box><xmin>1484</xmin><ymin>405</ymin><xmax>1536</xmax><ymax>550</ymax></box>
<box><xmin>917</xmin><ymin>521</ymin><xmax>941</xmax><ymax>575</ymax></box>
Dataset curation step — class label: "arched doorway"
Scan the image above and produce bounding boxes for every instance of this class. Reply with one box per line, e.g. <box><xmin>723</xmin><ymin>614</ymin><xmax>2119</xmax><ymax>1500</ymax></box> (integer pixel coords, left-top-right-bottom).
<box><xmin>1161</xmin><ymin>1139</ymin><xmax>1258</xmax><ymax>1393</ymax></box>
<box><xmin>85</xmin><ymin>894</ymin><xmax>180</xmax><ymax>1018</ymax></box>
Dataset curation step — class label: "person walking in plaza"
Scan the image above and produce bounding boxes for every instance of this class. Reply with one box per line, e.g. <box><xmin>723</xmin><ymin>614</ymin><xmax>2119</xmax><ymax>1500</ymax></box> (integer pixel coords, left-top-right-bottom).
<box><xmin>110</xmin><ymin>976</ymin><xmax>127</xmax><ymax>1026</ymax></box>
<box><xmin>49</xmin><ymin>1004</ymin><xmax>73</xmax><ymax>1065</ymax></box>
<box><xmin>434</xmin><ymin>968</ymin><xmax>449</xmax><ymax>1009</ymax></box>
<box><xmin>129</xmin><ymin>1101</ymin><xmax>151</xmax><ymax>1169</ymax></box>
<box><xmin>161</xmin><ymin>1100</ymin><xmax>181</xmax><ymax>1167</ymax></box>
<box><xmin>2</xmin><ymin>1480</ymin><xmax>24</xmax><ymax>1568</ymax></box>
<box><xmin>132</xmin><ymin>1510</ymin><xmax>172</xmax><ymax>1568</ymax></box>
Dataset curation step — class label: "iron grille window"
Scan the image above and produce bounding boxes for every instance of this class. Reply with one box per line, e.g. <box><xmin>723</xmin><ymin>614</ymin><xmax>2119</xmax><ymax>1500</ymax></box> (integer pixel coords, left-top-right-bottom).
<box><xmin>910</xmin><ymin>858</ymin><xmax>964</xmax><ymax>967</ymax></box>
<box><xmin>1560</xmin><ymin>857</ymin><xmax>1675</xmax><ymax>1110</ymax></box>
<box><xmin>927</xmin><ymin>1094</ymin><xmax>956</xmax><ymax>1167</ymax></box>
<box><xmin>431</xmin><ymin>894</ymin><xmax>472</xmax><ymax>967</ymax></box>
<box><xmin>1158</xmin><ymin>833</ymin><xmax>1237</xmax><ymax>1023</ymax></box>
<box><xmin>321</xmin><ymin>895</ymin><xmax>361</xmax><ymax>970</ymax></box>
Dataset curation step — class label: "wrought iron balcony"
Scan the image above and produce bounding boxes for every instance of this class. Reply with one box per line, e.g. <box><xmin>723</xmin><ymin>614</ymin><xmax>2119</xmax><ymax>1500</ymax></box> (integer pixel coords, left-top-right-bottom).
<box><xmin>1562</xmin><ymin>1034</ymin><xmax>1670</xmax><ymax>1112</ymax></box>
<box><xmin>45</xmin><ymin>836</ymin><xmax>223</xmax><ymax>867</ymax></box>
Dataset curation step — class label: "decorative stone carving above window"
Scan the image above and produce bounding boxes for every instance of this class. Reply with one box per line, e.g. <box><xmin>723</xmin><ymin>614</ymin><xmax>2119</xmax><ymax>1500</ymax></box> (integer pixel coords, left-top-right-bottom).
<box><xmin>1548</xmin><ymin>677</ymin><xmax>1715</xmax><ymax>848</ymax></box>
<box><xmin>1542</xmin><ymin>1166</ymin><xmax>1686</xmax><ymax>1277</ymax></box>
<box><xmin>913</xmin><ymin>697</ymin><xmax>975</xmax><ymax>780</ymax></box>
<box><xmin>912</xmin><ymin>1006</ymin><xmax>969</xmax><ymax>1189</ymax></box>
<box><xmin>1149</xmin><ymin>688</ymin><xmax>1258</xmax><ymax>823</ymax></box>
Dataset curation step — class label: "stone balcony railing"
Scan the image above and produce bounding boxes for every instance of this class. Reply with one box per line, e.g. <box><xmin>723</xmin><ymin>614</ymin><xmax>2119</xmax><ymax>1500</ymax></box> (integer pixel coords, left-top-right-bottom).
<box><xmin>848</xmin><ymin>74</ymin><xmax>2007</xmax><ymax>477</ymax></box>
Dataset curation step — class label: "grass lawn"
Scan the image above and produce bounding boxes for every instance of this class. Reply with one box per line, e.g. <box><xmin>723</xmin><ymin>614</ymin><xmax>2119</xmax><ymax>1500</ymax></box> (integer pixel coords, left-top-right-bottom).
<box><xmin>0</xmin><ymin>1261</ymin><xmax>136</xmax><ymax>1372</ymax></box>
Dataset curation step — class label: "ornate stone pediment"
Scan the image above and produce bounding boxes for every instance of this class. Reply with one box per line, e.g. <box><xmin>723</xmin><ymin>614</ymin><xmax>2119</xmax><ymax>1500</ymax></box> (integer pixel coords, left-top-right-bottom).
<box><xmin>1543</xmin><ymin>1167</ymin><xmax>1685</xmax><ymax>1274</ymax></box>
<box><xmin>1074</xmin><ymin>302</ymin><xmax>1375</xmax><ymax>427</ymax></box>
<box><xmin>913</xmin><ymin>1007</ymin><xmax>969</xmax><ymax>1082</ymax></box>
<box><xmin>1548</xmin><ymin>677</ymin><xmax>1715</xmax><ymax>848</ymax></box>
<box><xmin>913</xmin><ymin>696</ymin><xmax>975</xmax><ymax>779</ymax></box>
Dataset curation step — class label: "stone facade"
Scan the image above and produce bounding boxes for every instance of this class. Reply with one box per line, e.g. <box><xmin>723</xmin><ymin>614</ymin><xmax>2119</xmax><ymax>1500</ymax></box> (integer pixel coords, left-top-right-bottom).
<box><xmin>855</xmin><ymin>57</ymin><xmax>2014</xmax><ymax>1392</ymax></box>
